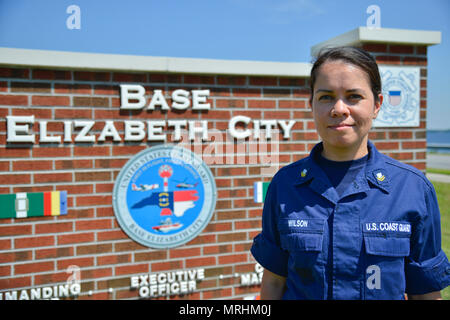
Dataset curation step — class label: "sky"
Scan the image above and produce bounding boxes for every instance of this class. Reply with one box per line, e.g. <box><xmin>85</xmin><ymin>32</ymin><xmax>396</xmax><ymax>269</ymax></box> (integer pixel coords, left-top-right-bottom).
<box><xmin>0</xmin><ymin>0</ymin><xmax>449</xmax><ymax>129</ymax></box>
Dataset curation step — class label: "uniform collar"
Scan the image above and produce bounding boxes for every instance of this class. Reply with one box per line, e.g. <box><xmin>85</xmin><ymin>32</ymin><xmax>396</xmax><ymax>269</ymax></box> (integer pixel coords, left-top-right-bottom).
<box><xmin>294</xmin><ymin>141</ymin><xmax>391</xmax><ymax>194</ymax></box>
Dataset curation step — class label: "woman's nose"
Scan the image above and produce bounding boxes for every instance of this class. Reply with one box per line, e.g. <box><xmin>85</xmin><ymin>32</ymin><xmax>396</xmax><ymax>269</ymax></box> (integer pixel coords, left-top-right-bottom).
<box><xmin>331</xmin><ymin>99</ymin><xmax>350</xmax><ymax>117</ymax></box>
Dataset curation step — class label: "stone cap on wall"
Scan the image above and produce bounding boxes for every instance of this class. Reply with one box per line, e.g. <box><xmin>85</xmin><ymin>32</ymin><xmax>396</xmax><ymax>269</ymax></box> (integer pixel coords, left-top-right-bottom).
<box><xmin>0</xmin><ymin>47</ymin><xmax>312</xmax><ymax>77</ymax></box>
<box><xmin>311</xmin><ymin>27</ymin><xmax>441</xmax><ymax>57</ymax></box>
<box><xmin>0</xmin><ymin>27</ymin><xmax>441</xmax><ymax>77</ymax></box>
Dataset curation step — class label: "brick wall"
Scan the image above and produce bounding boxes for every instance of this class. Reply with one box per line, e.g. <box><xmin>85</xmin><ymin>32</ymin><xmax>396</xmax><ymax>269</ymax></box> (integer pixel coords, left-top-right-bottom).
<box><xmin>0</xmin><ymin>42</ymin><xmax>428</xmax><ymax>299</ymax></box>
<box><xmin>361</xmin><ymin>43</ymin><xmax>428</xmax><ymax>170</ymax></box>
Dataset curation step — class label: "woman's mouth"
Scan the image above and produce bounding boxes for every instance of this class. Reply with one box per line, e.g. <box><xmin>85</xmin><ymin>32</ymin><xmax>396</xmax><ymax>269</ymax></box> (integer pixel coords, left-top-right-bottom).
<box><xmin>328</xmin><ymin>123</ymin><xmax>354</xmax><ymax>130</ymax></box>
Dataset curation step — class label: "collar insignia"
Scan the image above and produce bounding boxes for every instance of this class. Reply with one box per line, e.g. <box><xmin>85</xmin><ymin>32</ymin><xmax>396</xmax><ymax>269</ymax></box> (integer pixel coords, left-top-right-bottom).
<box><xmin>301</xmin><ymin>168</ymin><xmax>308</xmax><ymax>178</ymax></box>
<box><xmin>375</xmin><ymin>172</ymin><xmax>385</xmax><ymax>182</ymax></box>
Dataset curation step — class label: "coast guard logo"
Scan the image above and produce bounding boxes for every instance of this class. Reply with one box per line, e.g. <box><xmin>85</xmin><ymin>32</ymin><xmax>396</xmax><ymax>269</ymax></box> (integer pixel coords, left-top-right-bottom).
<box><xmin>373</xmin><ymin>66</ymin><xmax>420</xmax><ymax>128</ymax></box>
<box><xmin>113</xmin><ymin>145</ymin><xmax>217</xmax><ymax>249</ymax></box>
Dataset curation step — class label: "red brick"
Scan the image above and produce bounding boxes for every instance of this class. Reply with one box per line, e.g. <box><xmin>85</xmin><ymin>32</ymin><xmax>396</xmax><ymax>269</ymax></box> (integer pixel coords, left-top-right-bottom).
<box><xmin>57</xmin><ymin>232</ymin><xmax>95</xmax><ymax>245</ymax></box>
<box><xmin>202</xmin><ymin>288</ymin><xmax>233</xmax><ymax>299</ymax></box>
<box><xmin>112</xmin><ymin>145</ymin><xmax>146</xmax><ymax>156</ymax></box>
<box><xmin>217</xmin><ymin>76</ymin><xmax>246</xmax><ymax>86</ymax></box>
<box><xmin>389</xmin><ymin>152</ymin><xmax>413</xmax><ymax>161</ymax></box>
<box><xmin>15</xmin><ymin>236</ymin><xmax>55</xmax><ymax>249</ymax></box>
<box><xmin>169</xmin><ymin>247</ymin><xmax>201</xmax><ymax>259</ymax></box>
<box><xmin>0</xmin><ymin>173</ymin><xmax>31</xmax><ymax>184</ymax></box>
<box><xmin>76</xmin><ymin>243</ymin><xmax>112</xmax><ymax>255</ymax></box>
<box><xmin>0</xmin><ymin>277</ymin><xmax>32</xmax><ymax>290</ymax></box>
<box><xmin>249</xmin><ymin>77</ymin><xmax>277</xmax><ymax>86</ymax></box>
<box><xmin>0</xmin><ymin>225</ymin><xmax>32</xmax><ymax>236</ymax></box>
<box><xmin>32</xmin><ymin>95</ymin><xmax>70</xmax><ymax>106</ymax></box>
<box><xmin>373</xmin><ymin>141</ymin><xmax>399</xmax><ymax>150</ymax></box>
<box><xmin>35</xmin><ymin>247</ymin><xmax>74</xmax><ymax>260</ymax></box>
<box><xmin>279</xmin><ymin>78</ymin><xmax>305</xmax><ymax>86</ymax></box>
<box><xmin>74</xmin><ymin>71</ymin><xmax>111</xmax><ymax>82</ymax></box>
<box><xmin>293</xmin><ymin>111</ymin><xmax>313</xmax><ymax>119</ymax></box>
<box><xmin>204</xmin><ymin>222</ymin><xmax>232</xmax><ymax>233</ymax></box>
<box><xmin>279</xmin><ymin>100</ymin><xmax>306</xmax><ymax>109</ymax></box>
<box><xmin>75</xmin><ymin>218</ymin><xmax>112</xmax><ymax>230</ymax></box>
<box><xmin>97</xmin><ymin>253</ymin><xmax>131</xmax><ymax>266</ymax></box>
<box><xmin>35</xmin><ymin>222</ymin><xmax>73</xmax><ymax>234</ymax></box>
<box><xmin>54</xmin><ymin>83</ymin><xmax>92</xmax><ymax>94</ymax></box>
<box><xmin>113</xmin><ymin>72</ymin><xmax>147</xmax><ymax>83</ymax></box>
<box><xmin>416</xmin><ymin>46</ymin><xmax>427</xmax><ymax>55</ymax></box>
<box><xmin>97</xmin><ymin>230</ymin><xmax>129</xmax><ymax>242</ymax></box>
<box><xmin>0</xmin><ymin>239</ymin><xmax>11</xmax><ymax>250</ymax></box>
<box><xmin>32</xmin><ymin>69</ymin><xmax>71</xmax><ymax>80</ymax></box>
<box><xmin>14</xmin><ymin>261</ymin><xmax>55</xmax><ymax>275</ymax></box>
<box><xmin>185</xmin><ymin>256</ymin><xmax>216</xmax><ymax>268</ymax></box>
<box><xmin>388</xmin><ymin>131</ymin><xmax>413</xmax><ymax>139</ymax></box>
<box><xmin>134</xmin><ymin>251</ymin><xmax>167</xmax><ymax>262</ymax></box>
<box><xmin>56</xmin><ymin>184</ymin><xmax>93</xmax><ymax>195</ymax></box>
<box><xmin>151</xmin><ymin>260</ymin><xmax>183</xmax><ymax>272</ymax></box>
<box><xmin>232</xmin><ymin>88</ymin><xmax>261</xmax><ymax>97</ymax></box>
<box><xmin>402</xmin><ymin>141</ymin><xmax>426</xmax><ymax>149</ymax></box>
<box><xmin>376</xmin><ymin>55</ymin><xmax>401</xmax><ymax>64</ymax></box>
<box><xmin>183</xmin><ymin>75</ymin><xmax>215</xmax><ymax>85</ymax></box>
<box><xmin>34</xmin><ymin>271</ymin><xmax>71</xmax><ymax>285</ymax></box>
<box><xmin>217</xmin><ymin>232</ymin><xmax>247</xmax><ymax>242</ymax></box>
<box><xmin>13</xmin><ymin>108</ymin><xmax>52</xmax><ymax>119</ymax></box>
<box><xmin>34</xmin><ymin>172</ymin><xmax>72</xmax><ymax>183</ymax></box>
<box><xmin>248</xmin><ymin>100</ymin><xmax>276</xmax><ymax>109</ymax></box>
<box><xmin>74</xmin><ymin>146</ymin><xmax>110</xmax><ymax>157</ymax></box>
<box><xmin>410</xmin><ymin>162</ymin><xmax>426</xmax><ymax>170</ymax></box>
<box><xmin>0</xmin><ymin>94</ymin><xmax>28</xmax><ymax>105</ymax></box>
<box><xmin>203</xmin><ymin>244</ymin><xmax>233</xmax><ymax>255</ymax></box>
<box><xmin>0</xmin><ymin>68</ymin><xmax>30</xmax><ymax>79</ymax></box>
<box><xmin>73</xmin><ymin>96</ymin><xmax>109</xmax><ymax>107</ymax></box>
<box><xmin>264</xmin><ymin>110</ymin><xmax>290</xmax><ymax>119</ymax></box>
<box><xmin>75</xmin><ymin>171</ymin><xmax>111</xmax><ymax>182</ymax></box>
<box><xmin>10</xmin><ymin>82</ymin><xmax>51</xmax><ymax>93</ymax></box>
<box><xmin>0</xmin><ymin>265</ymin><xmax>11</xmax><ymax>276</ymax></box>
<box><xmin>362</xmin><ymin>43</ymin><xmax>388</xmax><ymax>53</ymax></box>
<box><xmin>93</xmin><ymin>84</ymin><xmax>120</xmax><ymax>95</ymax></box>
<box><xmin>55</xmin><ymin>108</ymin><xmax>92</xmax><ymax>119</ymax></box>
<box><xmin>403</xmin><ymin>56</ymin><xmax>427</xmax><ymax>66</ymax></box>
<box><xmin>0</xmin><ymin>251</ymin><xmax>32</xmax><ymax>263</ymax></box>
<box><xmin>32</xmin><ymin>147</ymin><xmax>71</xmax><ymax>157</ymax></box>
<box><xmin>292</xmin><ymin>88</ymin><xmax>310</xmax><ymax>98</ymax></box>
<box><xmin>218</xmin><ymin>253</ymin><xmax>248</xmax><ymax>264</ymax></box>
<box><xmin>57</xmin><ymin>257</ymin><xmax>94</xmax><ymax>270</ymax></box>
<box><xmin>54</xmin><ymin>160</ymin><xmax>93</xmax><ymax>170</ymax></box>
<box><xmin>389</xmin><ymin>45</ymin><xmax>414</xmax><ymax>54</ymax></box>
<box><xmin>12</xmin><ymin>160</ymin><xmax>52</xmax><ymax>171</ymax></box>
<box><xmin>81</xmin><ymin>267</ymin><xmax>113</xmax><ymax>280</ymax></box>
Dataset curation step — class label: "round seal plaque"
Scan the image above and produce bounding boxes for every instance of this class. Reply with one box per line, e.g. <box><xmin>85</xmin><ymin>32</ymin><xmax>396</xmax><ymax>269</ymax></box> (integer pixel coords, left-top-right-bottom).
<box><xmin>113</xmin><ymin>145</ymin><xmax>217</xmax><ymax>249</ymax></box>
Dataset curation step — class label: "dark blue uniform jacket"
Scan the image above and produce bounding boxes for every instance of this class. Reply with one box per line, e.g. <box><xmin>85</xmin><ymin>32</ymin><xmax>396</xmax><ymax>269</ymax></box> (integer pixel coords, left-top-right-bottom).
<box><xmin>251</xmin><ymin>141</ymin><xmax>450</xmax><ymax>299</ymax></box>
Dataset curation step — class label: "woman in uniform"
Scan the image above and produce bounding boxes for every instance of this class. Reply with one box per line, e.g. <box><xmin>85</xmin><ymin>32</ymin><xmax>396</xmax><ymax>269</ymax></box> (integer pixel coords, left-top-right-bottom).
<box><xmin>250</xmin><ymin>46</ymin><xmax>450</xmax><ymax>300</ymax></box>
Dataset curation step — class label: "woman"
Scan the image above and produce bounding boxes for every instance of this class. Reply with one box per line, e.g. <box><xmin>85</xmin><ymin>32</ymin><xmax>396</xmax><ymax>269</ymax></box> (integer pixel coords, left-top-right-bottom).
<box><xmin>251</xmin><ymin>46</ymin><xmax>450</xmax><ymax>300</ymax></box>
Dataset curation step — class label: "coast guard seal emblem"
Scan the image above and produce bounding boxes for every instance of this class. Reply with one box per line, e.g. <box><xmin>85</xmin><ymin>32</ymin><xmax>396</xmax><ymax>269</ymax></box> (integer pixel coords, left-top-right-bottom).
<box><xmin>113</xmin><ymin>145</ymin><xmax>217</xmax><ymax>249</ymax></box>
<box><xmin>373</xmin><ymin>66</ymin><xmax>420</xmax><ymax>127</ymax></box>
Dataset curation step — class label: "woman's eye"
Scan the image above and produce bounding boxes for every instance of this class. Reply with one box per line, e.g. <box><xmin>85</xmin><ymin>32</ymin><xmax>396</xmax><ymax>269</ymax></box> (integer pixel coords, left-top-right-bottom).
<box><xmin>348</xmin><ymin>94</ymin><xmax>362</xmax><ymax>100</ymax></box>
<box><xmin>318</xmin><ymin>95</ymin><xmax>332</xmax><ymax>101</ymax></box>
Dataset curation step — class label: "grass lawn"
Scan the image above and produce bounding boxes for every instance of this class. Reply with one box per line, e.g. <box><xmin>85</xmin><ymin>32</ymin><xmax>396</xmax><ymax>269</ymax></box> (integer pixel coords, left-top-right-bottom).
<box><xmin>427</xmin><ymin>168</ymin><xmax>450</xmax><ymax>176</ymax></box>
<box><xmin>430</xmin><ymin>180</ymin><xmax>450</xmax><ymax>299</ymax></box>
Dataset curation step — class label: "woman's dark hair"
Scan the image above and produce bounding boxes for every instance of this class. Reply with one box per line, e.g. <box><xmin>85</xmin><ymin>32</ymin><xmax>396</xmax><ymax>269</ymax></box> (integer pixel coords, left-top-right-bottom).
<box><xmin>309</xmin><ymin>46</ymin><xmax>382</xmax><ymax>102</ymax></box>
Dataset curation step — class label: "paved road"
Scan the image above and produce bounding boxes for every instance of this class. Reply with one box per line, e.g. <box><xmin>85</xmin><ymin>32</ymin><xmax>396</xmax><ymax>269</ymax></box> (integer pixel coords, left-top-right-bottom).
<box><xmin>427</xmin><ymin>154</ymin><xmax>450</xmax><ymax>170</ymax></box>
<box><xmin>426</xmin><ymin>173</ymin><xmax>450</xmax><ymax>184</ymax></box>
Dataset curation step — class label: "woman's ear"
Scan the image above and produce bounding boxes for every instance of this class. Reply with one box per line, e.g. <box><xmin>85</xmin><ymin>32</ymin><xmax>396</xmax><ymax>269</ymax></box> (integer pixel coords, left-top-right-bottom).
<box><xmin>373</xmin><ymin>94</ymin><xmax>383</xmax><ymax>118</ymax></box>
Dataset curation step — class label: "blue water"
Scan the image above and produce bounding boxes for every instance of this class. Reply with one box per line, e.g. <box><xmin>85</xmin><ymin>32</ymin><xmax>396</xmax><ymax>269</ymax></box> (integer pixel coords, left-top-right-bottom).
<box><xmin>428</xmin><ymin>131</ymin><xmax>450</xmax><ymax>144</ymax></box>
<box><xmin>427</xmin><ymin>131</ymin><xmax>450</xmax><ymax>153</ymax></box>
